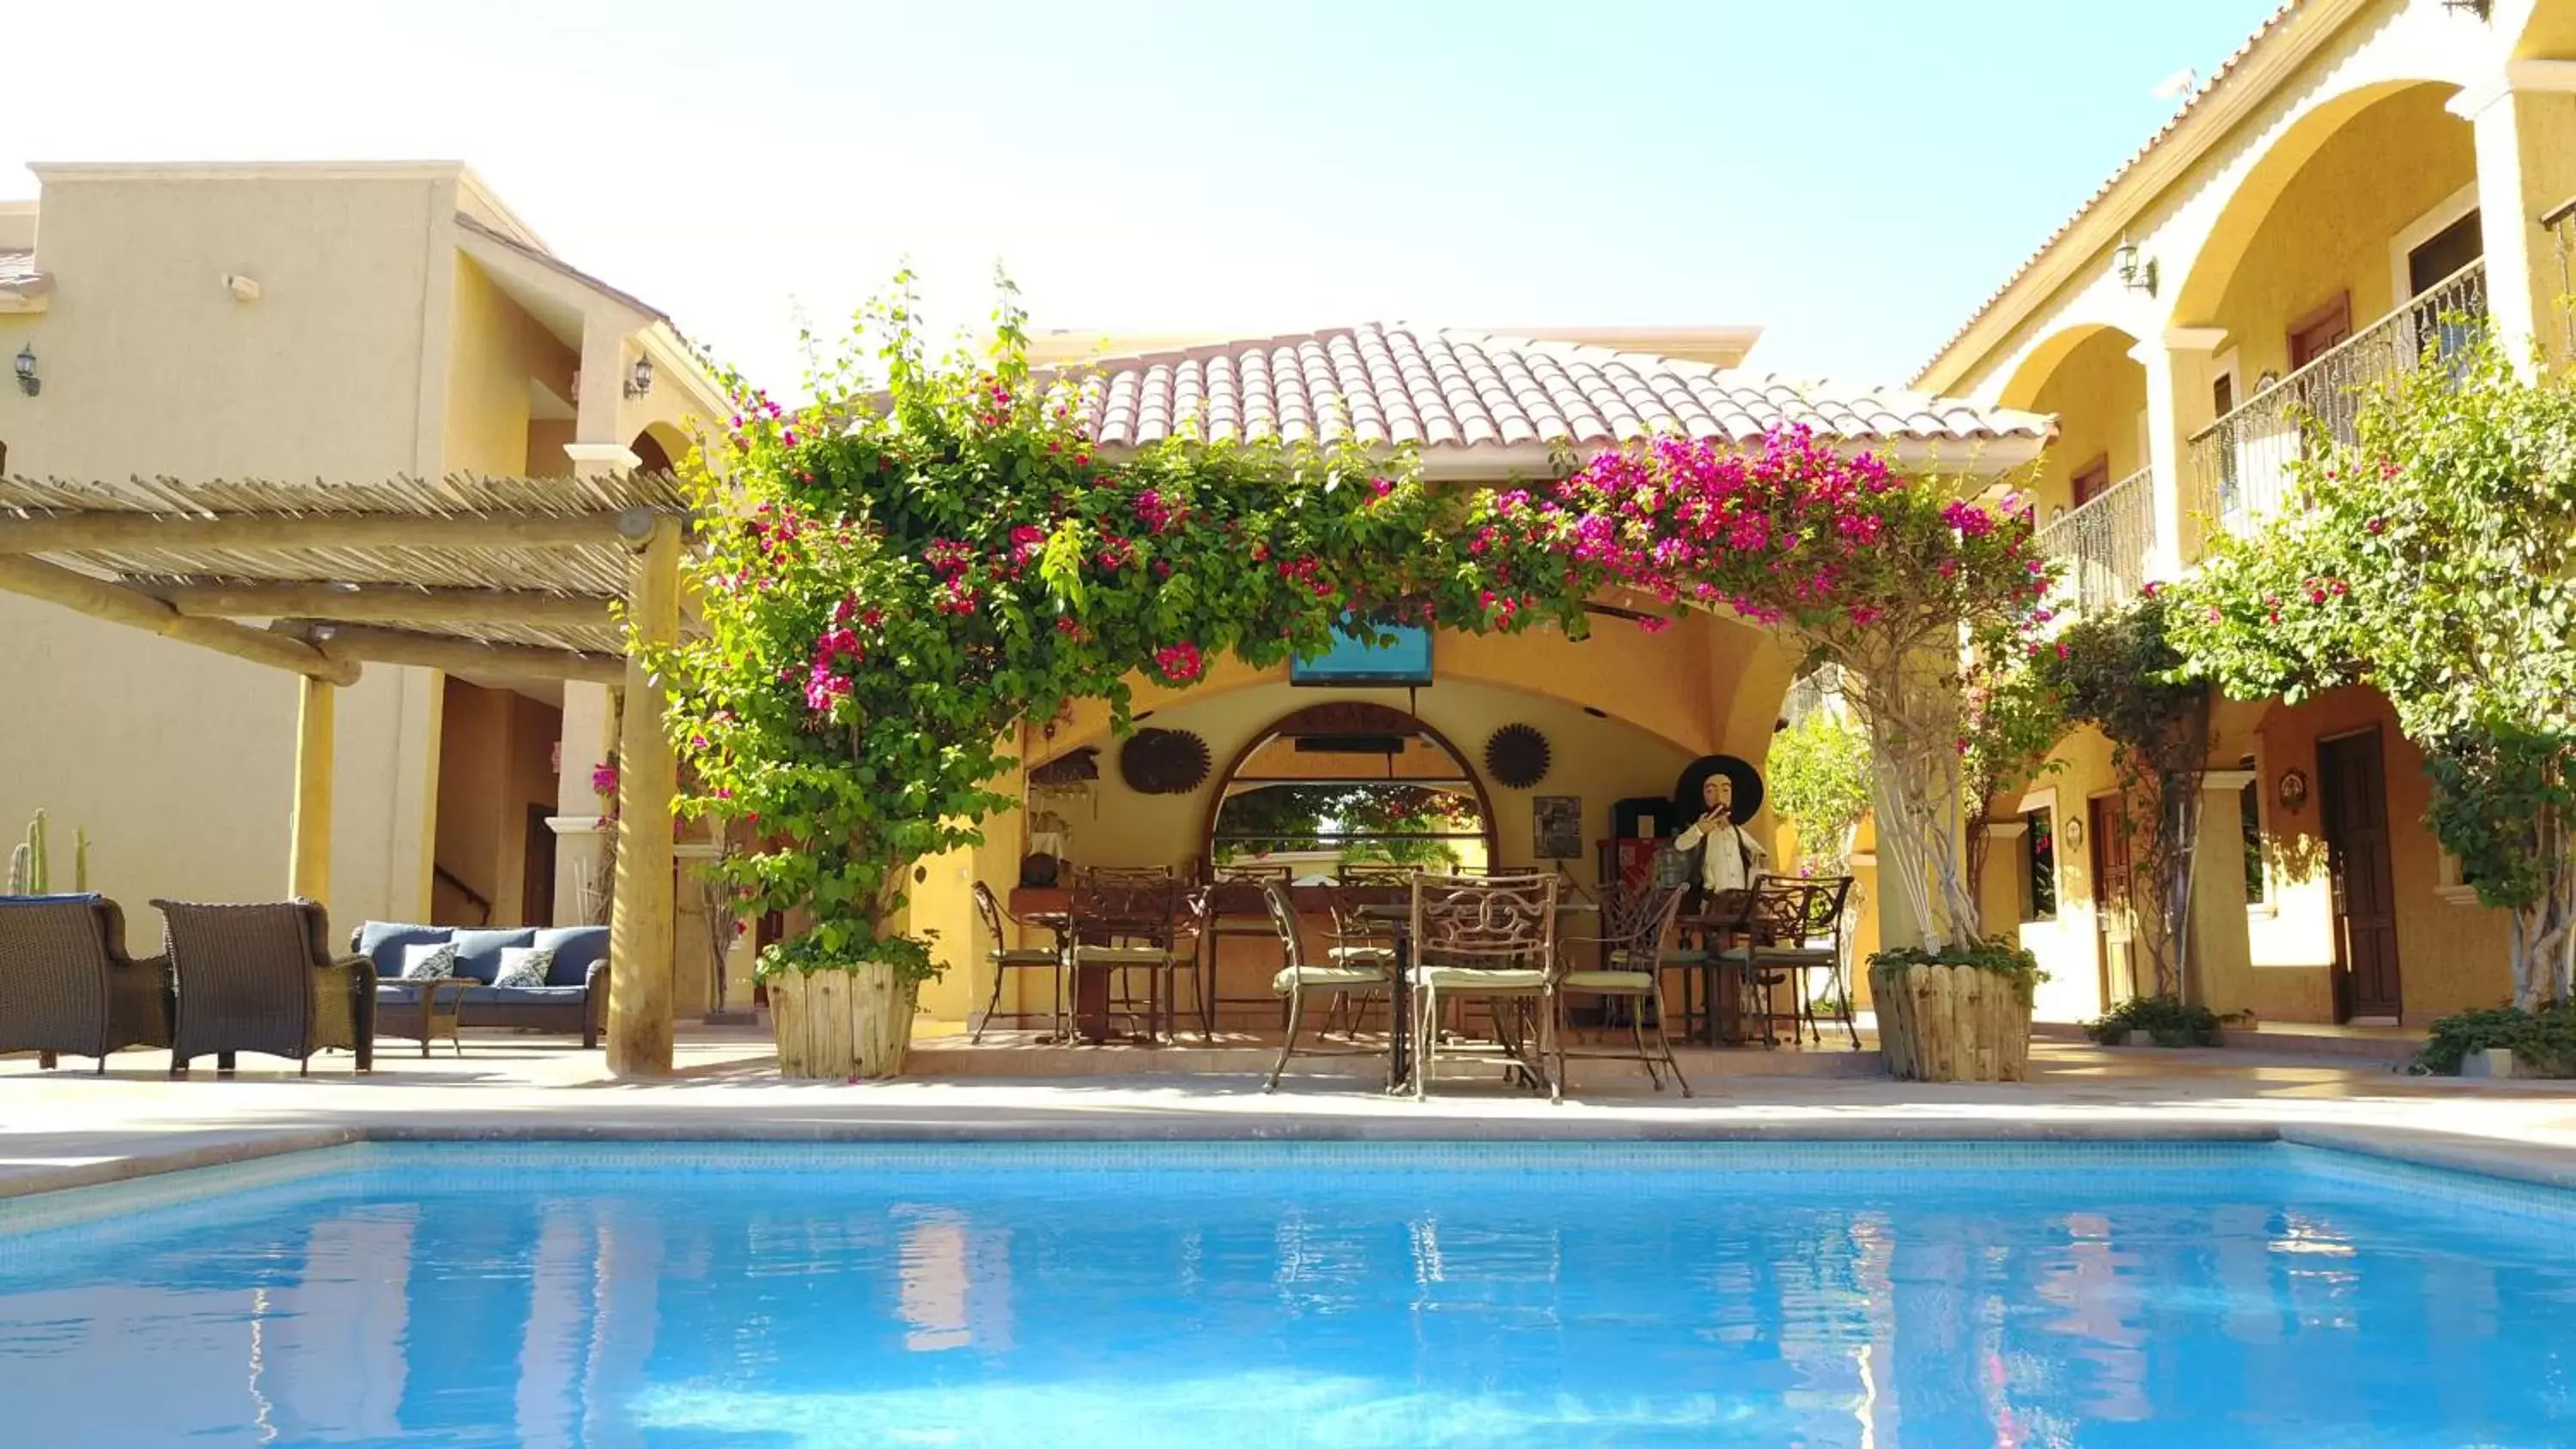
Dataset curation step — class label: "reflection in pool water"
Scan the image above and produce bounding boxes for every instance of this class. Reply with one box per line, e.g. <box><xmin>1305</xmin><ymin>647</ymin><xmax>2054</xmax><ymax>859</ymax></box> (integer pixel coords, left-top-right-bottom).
<box><xmin>0</xmin><ymin>1145</ymin><xmax>2568</xmax><ymax>1447</ymax></box>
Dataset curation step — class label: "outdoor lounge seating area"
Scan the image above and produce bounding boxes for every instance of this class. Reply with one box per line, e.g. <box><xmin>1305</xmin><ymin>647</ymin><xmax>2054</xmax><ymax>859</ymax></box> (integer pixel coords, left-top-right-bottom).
<box><xmin>0</xmin><ymin>893</ymin><xmax>613</xmax><ymax>1075</ymax></box>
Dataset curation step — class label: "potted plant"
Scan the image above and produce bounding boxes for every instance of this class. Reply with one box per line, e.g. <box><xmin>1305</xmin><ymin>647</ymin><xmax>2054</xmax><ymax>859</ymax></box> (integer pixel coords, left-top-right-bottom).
<box><xmin>1868</xmin><ymin>939</ymin><xmax>2044</xmax><ymax>1082</ymax></box>
<box><xmin>2081</xmin><ymin>993</ymin><xmax>2229</xmax><ymax>1048</ymax></box>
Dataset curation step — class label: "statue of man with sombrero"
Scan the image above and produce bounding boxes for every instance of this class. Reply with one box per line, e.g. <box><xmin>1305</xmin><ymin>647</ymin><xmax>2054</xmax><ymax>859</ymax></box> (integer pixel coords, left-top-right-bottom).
<box><xmin>1671</xmin><ymin>755</ymin><xmax>1770</xmax><ymax>915</ymax></box>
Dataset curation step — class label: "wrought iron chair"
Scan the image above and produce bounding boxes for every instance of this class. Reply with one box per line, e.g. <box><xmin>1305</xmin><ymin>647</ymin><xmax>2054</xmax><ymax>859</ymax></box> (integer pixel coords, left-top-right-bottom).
<box><xmin>1064</xmin><ymin>870</ymin><xmax>1184</xmax><ymax>1041</ymax></box>
<box><xmin>1199</xmin><ymin>864</ymin><xmax>1293</xmax><ymax>1037</ymax></box>
<box><xmin>0</xmin><ymin>895</ymin><xmax>173</xmax><ymax>1072</ymax></box>
<box><xmin>1259</xmin><ymin>878</ymin><xmax>1394</xmax><ymax>1091</ymax></box>
<box><xmin>1407</xmin><ymin>871</ymin><xmax>1559</xmax><ymax>1101</ymax></box>
<box><xmin>1714</xmin><ymin>879</ymin><xmax>1850</xmax><ymax>1047</ymax></box>
<box><xmin>1770</xmin><ymin>876</ymin><xmax>1857</xmax><ymax>1046</ymax></box>
<box><xmin>969</xmin><ymin>881</ymin><xmax>1064</xmax><ymax>1042</ymax></box>
<box><xmin>1552</xmin><ymin>882</ymin><xmax>1692</xmax><ymax>1095</ymax></box>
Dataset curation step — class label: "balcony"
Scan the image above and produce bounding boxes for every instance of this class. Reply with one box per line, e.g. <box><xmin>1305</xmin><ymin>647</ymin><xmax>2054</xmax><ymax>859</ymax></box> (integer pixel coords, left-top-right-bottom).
<box><xmin>2187</xmin><ymin>260</ymin><xmax>2487</xmax><ymax>542</ymax></box>
<box><xmin>2035</xmin><ymin>465</ymin><xmax>2156</xmax><ymax>618</ymax></box>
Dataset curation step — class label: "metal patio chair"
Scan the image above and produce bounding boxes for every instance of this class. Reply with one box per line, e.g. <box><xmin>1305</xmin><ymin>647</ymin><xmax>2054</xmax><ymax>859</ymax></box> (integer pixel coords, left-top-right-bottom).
<box><xmin>1552</xmin><ymin>882</ymin><xmax>1692</xmax><ymax>1096</ymax></box>
<box><xmin>1407</xmin><ymin>871</ymin><xmax>1559</xmax><ymax>1101</ymax></box>
<box><xmin>970</xmin><ymin>881</ymin><xmax>1064</xmax><ymax>1042</ymax></box>
<box><xmin>1260</xmin><ymin>878</ymin><xmax>1395</xmax><ymax>1091</ymax></box>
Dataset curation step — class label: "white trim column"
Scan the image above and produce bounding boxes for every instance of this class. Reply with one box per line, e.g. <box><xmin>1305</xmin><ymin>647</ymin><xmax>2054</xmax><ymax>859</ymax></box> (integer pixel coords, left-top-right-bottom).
<box><xmin>2132</xmin><ymin>328</ymin><xmax>2227</xmax><ymax>576</ymax></box>
<box><xmin>2449</xmin><ymin>60</ymin><xmax>2576</xmax><ymax>373</ymax></box>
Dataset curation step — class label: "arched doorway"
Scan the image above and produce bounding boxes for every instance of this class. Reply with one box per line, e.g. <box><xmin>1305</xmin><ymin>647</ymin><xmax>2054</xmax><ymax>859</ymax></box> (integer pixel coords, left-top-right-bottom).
<box><xmin>1201</xmin><ymin>702</ymin><xmax>1495</xmax><ymax>882</ymax></box>
<box><xmin>629</xmin><ymin>427</ymin><xmax>676</xmax><ymax>475</ymax></box>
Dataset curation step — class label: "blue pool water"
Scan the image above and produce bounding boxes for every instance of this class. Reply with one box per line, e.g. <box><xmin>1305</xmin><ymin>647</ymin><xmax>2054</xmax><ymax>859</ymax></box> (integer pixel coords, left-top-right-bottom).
<box><xmin>1</xmin><ymin>1143</ymin><xmax>2572</xmax><ymax>1447</ymax></box>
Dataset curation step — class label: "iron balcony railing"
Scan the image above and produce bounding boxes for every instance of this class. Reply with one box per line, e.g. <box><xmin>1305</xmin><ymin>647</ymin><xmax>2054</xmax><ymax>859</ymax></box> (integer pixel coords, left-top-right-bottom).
<box><xmin>2187</xmin><ymin>259</ymin><xmax>2487</xmax><ymax>542</ymax></box>
<box><xmin>2035</xmin><ymin>465</ymin><xmax>2156</xmax><ymax>617</ymax></box>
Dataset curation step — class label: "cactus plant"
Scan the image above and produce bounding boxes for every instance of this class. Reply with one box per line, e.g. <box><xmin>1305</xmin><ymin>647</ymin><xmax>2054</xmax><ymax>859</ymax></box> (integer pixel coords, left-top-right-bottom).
<box><xmin>21</xmin><ymin>810</ymin><xmax>46</xmax><ymax>895</ymax></box>
<box><xmin>3</xmin><ymin>810</ymin><xmax>91</xmax><ymax>895</ymax></box>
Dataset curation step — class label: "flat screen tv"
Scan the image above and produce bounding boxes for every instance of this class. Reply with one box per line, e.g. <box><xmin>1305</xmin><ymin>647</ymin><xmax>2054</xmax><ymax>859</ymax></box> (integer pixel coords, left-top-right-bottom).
<box><xmin>1289</xmin><ymin>619</ymin><xmax>1431</xmax><ymax>687</ymax></box>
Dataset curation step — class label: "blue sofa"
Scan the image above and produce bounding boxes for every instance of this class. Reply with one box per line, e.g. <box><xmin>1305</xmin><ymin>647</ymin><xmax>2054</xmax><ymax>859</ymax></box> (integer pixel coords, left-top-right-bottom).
<box><xmin>352</xmin><ymin>923</ymin><xmax>610</xmax><ymax>1048</ymax></box>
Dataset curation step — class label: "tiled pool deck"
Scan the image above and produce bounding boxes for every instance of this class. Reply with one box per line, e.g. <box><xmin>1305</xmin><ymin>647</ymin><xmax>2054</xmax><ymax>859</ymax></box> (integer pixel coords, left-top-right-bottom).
<box><xmin>7</xmin><ymin>1028</ymin><xmax>2576</xmax><ymax>1201</ymax></box>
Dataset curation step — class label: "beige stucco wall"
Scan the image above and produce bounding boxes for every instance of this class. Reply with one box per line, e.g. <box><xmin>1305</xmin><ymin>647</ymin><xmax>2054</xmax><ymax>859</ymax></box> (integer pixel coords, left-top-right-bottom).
<box><xmin>0</xmin><ymin>171</ymin><xmax>471</xmax><ymax>934</ymax></box>
<box><xmin>2025</xmin><ymin>330</ymin><xmax>2148</xmax><ymax>519</ymax></box>
<box><xmin>2206</xmin><ymin>84</ymin><xmax>2476</xmax><ymax>386</ymax></box>
<box><xmin>442</xmin><ymin>254</ymin><xmax>576</xmax><ymax>478</ymax></box>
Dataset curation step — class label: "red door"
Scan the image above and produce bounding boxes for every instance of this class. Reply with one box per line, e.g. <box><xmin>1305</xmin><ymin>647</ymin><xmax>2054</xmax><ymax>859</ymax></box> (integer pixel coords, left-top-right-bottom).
<box><xmin>2318</xmin><ymin>731</ymin><xmax>2403</xmax><ymax>1021</ymax></box>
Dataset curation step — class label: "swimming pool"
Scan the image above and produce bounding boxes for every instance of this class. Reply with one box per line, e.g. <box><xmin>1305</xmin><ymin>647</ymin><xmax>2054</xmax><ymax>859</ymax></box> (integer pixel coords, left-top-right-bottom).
<box><xmin>1</xmin><ymin>1141</ymin><xmax>2570</xmax><ymax>1446</ymax></box>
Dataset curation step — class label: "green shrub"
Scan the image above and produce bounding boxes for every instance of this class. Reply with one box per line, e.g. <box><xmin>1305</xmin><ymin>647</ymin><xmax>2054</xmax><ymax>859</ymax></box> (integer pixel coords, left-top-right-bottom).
<box><xmin>1869</xmin><ymin>938</ymin><xmax>2046</xmax><ymax>1009</ymax></box>
<box><xmin>2417</xmin><ymin>1003</ymin><xmax>2576</xmax><ymax>1076</ymax></box>
<box><xmin>2083</xmin><ymin>994</ymin><xmax>2226</xmax><ymax>1047</ymax></box>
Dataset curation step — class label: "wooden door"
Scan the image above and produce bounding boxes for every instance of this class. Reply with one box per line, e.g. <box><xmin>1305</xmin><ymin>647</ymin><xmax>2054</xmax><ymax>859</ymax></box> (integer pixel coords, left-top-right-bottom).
<box><xmin>2070</xmin><ymin>455</ymin><xmax>2111</xmax><ymax>508</ymax></box>
<box><xmin>2088</xmin><ymin>795</ymin><xmax>2136</xmax><ymax>1007</ymax></box>
<box><xmin>2318</xmin><ymin>731</ymin><xmax>2403</xmax><ymax>1022</ymax></box>
<box><xmin>2288</xmin><ymin>295</ymin><xmax>2352</xmax><ymax>370</ymax></box>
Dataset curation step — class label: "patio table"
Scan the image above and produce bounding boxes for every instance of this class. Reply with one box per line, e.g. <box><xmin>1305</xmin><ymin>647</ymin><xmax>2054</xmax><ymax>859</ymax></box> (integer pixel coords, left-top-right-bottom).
<box><xmin>1674</xmin><ymin>912</ymin><xmax>1756</xmax><ymax>1047</ymax></box>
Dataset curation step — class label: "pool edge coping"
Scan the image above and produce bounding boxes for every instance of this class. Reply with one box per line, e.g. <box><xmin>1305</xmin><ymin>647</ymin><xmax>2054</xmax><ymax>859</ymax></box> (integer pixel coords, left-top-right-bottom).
<box><xmin>8</xmin><ymin>1117</ymin><xmax>2576</xmax><ymax>1203</ymax></box>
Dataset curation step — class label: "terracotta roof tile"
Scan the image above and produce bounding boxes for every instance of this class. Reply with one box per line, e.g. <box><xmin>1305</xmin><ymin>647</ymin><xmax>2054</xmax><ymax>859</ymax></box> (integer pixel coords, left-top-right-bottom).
<box><xmin>1048</xmin><ymin>324</ymin><xmax>2049</xmax><ymax>459</ymax></box>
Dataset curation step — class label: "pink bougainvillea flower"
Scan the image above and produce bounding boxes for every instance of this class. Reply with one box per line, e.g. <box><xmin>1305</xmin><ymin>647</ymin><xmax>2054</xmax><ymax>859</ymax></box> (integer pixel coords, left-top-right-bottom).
<box><xmin>1154</xmin><ymin>641</ymin><xmax>1205</xmax><ymax>682</ymax></box>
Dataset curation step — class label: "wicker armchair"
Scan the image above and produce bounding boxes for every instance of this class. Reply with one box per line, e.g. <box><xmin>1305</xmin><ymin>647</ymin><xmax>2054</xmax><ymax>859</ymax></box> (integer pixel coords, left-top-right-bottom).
<box><xmin>0</xmin><ymin>895</ymin><xmax>173</xmax><ymax>1072</ymax></box>
<box><xmin>155</xmin><ymin>899</ymin><xmax>375</xmax><ymax>1076</ymax></box>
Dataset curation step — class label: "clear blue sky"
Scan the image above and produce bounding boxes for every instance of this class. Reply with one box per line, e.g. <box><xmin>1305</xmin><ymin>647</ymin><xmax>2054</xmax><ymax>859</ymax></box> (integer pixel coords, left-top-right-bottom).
<box><xmin>5</xmin><ymin>0</ymin><xmax>2269</xmax><ymax>395</ymax></box>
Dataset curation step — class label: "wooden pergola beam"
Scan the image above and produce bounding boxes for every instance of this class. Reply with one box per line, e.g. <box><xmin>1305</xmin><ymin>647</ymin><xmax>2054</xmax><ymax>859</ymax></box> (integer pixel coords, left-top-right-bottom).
<box><xmin>299</xmin><ymin>623</ymin><xmax>628</xmax><ymax>686</ymax></box>
<box><xmin>0</xmin><ymin>506</ymin><xmax>677</xmax><ymax>555</ymax></box>
<box><xmin>0</xmin><ymin>555</ymin><xmax>361</xmax><ymax>684</ymax></box>
<box><xmin>165</xmin><ymin>582</ymin><xmax>618</xmax><ymax>630</ymax></box>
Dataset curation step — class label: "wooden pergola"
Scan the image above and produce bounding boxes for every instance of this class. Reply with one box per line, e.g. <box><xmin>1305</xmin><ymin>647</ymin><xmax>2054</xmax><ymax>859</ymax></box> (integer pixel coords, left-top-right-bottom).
<box><xmin>0</xmin><ymin>472</ymin><xmax>693</xmax><ymax>1076</ymax></box>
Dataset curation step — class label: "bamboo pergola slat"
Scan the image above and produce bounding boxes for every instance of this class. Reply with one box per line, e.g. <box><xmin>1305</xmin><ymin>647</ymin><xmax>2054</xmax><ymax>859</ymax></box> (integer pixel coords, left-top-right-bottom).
<box><xmin>0</xmin><ymin>470</ymin><xmax>705</xmax><ymax>1077</ymax></box>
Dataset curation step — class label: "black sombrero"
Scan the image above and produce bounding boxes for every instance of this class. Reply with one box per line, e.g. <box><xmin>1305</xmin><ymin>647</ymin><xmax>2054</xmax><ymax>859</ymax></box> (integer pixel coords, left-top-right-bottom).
<box><xmin>1674</xmin><ymin>755</ymin><xmax>1765</xmax><ymax>826</ymax></box>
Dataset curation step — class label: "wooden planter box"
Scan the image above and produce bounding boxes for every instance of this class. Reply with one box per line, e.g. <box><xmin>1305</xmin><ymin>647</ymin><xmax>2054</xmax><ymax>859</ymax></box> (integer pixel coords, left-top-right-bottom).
<box><xmin>767</xmin><ymin>964</ymin><xmax>916</xmax><ymax>1079</ymax></box>
<box><xmin>1868</xmin><ymin>962</ymin><xmax>2032</xmax><ymax>1082</ymax></box>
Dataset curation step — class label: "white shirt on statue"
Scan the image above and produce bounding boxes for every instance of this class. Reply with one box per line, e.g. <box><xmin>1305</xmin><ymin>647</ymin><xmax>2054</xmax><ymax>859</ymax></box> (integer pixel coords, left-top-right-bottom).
<box><xmin>1674</xmin><ymin>821</ymin><xmax>1764</xmax><ymax>895</ymax></box>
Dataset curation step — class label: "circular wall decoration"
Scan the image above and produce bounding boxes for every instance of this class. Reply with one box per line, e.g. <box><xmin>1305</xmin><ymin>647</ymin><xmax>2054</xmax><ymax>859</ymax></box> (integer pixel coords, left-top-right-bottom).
<box><xmin>1121</xmin><ymin>728</ymin><xmax>1212</xmax><ymax>795</ymax></box>
<box><xmin>1485</xmin><ymin>723</ymin><xmax>1552</xmax><ymax>789</ymax></box>
<box><xmin>2278</xmin><ymin>767</ymin><xmax>2310</xmax><ymax>815</ymax></box>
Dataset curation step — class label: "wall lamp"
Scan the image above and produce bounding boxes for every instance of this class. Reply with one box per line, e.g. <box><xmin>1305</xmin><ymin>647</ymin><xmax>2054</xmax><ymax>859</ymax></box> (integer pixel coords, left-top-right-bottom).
<box><xmin>623</xmin><ymin>355</ymin><xmax>654</xmax><ymax>399</ymax></box>
<box><xmin>2114</xmin><ymin>237</ymin><xmax>2159</xmax><ymax>296</ymax></box>
<box><xmin>13</xmin><ymin>344</ymin><xmax>37</xmax><ymax>397</ymax></box>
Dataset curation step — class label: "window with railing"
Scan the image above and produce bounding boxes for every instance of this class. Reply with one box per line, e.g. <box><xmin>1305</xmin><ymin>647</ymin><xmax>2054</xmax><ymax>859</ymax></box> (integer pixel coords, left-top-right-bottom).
<box><xmin>2033</xmin><ymin>465</ymin><xmax>2156</xmax><ymax>617</ymax></box>
<box><xmin>2186</xmin><ymin>259</ymin><xmax>2487</xmax><ymax>542</ymax></box>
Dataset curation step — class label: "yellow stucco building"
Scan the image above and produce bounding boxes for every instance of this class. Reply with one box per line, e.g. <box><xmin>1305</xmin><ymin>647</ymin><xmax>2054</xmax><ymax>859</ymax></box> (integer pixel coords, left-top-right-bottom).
<box><xmin>1919</xmin><ymin>0</ymin><xmax>2576</xmax><ymax>1026</ymax></box>
<box><xmin>0</xmin><ymin>162</ymin><xmax>726</xmax><ymax>979</ymax></box>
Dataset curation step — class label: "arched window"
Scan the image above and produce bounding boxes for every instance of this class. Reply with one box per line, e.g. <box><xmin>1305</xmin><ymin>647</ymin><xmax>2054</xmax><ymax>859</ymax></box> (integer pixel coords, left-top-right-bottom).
<box><xmin>1203</xmin><ymin>703</ymin><xmax>1493</xmax><ymax>882</ymax></box>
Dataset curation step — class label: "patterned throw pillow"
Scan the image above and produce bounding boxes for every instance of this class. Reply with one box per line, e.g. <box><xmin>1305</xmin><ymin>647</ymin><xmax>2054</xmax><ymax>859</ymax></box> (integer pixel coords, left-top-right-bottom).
<box><xmin>493</xmin><ymin>947</ymin><xmax>556</xmax><ymax>989</ymax></box>
<box><xmin>400</xmin><ymin>942</ymin><xmax>459</xmax><ymax>981</ymax></box>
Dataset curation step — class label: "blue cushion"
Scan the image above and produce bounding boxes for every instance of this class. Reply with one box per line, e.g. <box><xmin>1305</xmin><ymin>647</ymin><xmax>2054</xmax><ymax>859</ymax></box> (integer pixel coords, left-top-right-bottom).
<box><xmin>0</xmin><ymin>892</ymin><xmax>102</xmax><ymax>906</ymax></box>
<box><xmin>446</xmin><ymin>927</ymin><xmax>536</xmax><ymax>985</ymax></box>
<box><xmin>355</xmin><ymin>921</ymin><xmax>450</xmax><ymax>979</ymax></box>
<box><xmin>533</xmin><ymin>925</ymin><xmax>610</xmax><ymax>988</ymax></box>
<box><xmin>377</xmin><ymin>982</ymin><xmax>588</xmax><ymax>1006</ymax></box>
